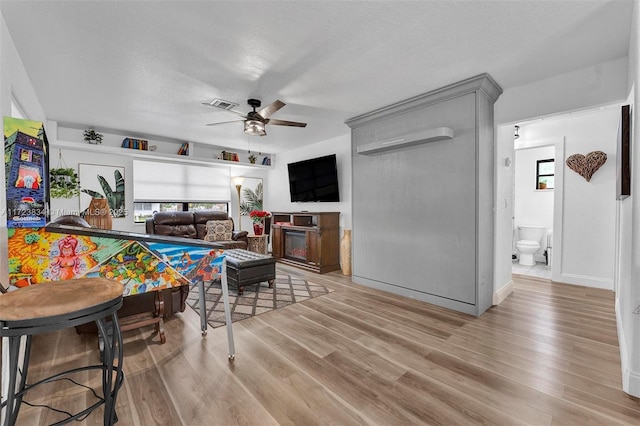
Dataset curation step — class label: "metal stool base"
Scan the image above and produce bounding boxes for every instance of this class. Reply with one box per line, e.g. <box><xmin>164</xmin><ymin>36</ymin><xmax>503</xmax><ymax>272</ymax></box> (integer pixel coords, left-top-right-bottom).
<box><xmin>1</xmin><ymin>298</ymin><xmax>124</xmax><ymax>425</ymax></box>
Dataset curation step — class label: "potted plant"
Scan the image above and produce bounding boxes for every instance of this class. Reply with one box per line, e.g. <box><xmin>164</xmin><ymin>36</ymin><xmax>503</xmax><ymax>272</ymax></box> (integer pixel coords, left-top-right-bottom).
<box><xmin>249</xmin><ymin>210</ymin><xmax>270</xmax><ymax>235</ymax></box>
<box><xmin>49</xmin><ymin>168</ymin><xmax>80</xmax><ymax>198</ymax></box>
<box><xmin>248</xmin><ymin>154</ymin><xmax>257</xmax><ymax>164</ymax></box>
<box><xmin>83</xmin><ymin>128</ymin><xmax>103</xmax><ymax>144</ymax></box>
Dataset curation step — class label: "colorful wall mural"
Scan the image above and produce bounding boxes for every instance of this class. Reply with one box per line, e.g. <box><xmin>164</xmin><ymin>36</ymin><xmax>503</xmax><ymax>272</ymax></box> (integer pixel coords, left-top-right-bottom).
<box><xmin>8</xmin><ymin>228</ymin><xmax>225</xmax><ymax>296</ymax></box>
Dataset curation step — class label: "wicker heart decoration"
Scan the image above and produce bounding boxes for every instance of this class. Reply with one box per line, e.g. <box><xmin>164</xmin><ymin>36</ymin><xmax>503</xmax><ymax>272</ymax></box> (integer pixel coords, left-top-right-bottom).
<box><xmin>566</xmin><ymin>151</ymin><xmax>607</xmax><ymax>182</ymax></box>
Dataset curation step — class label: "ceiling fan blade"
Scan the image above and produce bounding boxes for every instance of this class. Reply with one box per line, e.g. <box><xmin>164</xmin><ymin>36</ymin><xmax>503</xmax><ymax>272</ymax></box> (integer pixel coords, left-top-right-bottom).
<box><xmin>266</xmin><ymin>118</ymin><xmax>307</xmax><ymax>127</ymax></box>
<box><xmin>205</xmin><ymin>119</ymin><xmax>244</xmax><ymax>126</ymax></box>
<box><xmin>258</xmin><ymin>100</ymin><xmax>285</xmax><ymax>118</ymax></box>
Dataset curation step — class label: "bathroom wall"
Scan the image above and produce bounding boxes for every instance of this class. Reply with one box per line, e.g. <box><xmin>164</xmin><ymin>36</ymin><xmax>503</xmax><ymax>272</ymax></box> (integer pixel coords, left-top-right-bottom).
<box><xmin>514</xmin><ymin>145</ymin><xmax>555</xmax><ymax>260</ymax></box>
<box><xmin>516</xmin><ymin>108</ymin><xmax>618</xmax><ymax>289</ymax></box>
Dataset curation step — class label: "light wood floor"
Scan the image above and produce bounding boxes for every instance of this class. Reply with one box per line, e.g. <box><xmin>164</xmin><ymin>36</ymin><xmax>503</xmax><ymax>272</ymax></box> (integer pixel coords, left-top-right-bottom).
<box><xmin>12</xmin><ymin>265</ymin><xmax>640</xmax><ymax>425</ymax></box>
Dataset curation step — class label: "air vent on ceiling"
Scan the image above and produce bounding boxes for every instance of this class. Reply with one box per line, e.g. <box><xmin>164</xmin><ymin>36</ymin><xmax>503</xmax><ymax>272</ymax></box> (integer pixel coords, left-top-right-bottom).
<box><xmin>203</xmin><ymin>98</ymin><xmax>239</xmax><ymax>110</ymax></box>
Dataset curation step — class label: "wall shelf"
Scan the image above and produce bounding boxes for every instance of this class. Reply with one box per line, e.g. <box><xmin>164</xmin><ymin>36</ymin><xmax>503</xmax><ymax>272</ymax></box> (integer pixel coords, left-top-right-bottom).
<box><xmin>49</xmin><ymin>140</ymin><xmax>273</xmax><ymax>170</ymax></box>
<box><xmin>48</xmin><ymin>121</ymin><xmax>274</xmax><ymax>169</ymax></box>
<box><xmin>357</xmin><ymin>126</ymin><xmax>454</xmax><ymax>155</ymax></box>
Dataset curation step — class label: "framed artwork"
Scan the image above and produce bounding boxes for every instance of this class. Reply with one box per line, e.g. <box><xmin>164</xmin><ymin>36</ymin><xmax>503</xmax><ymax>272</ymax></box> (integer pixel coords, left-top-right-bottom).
<box><xmin>237</xmin><ymin>177</ymin><xmax>263</xmax><ymax>231</ymax></box>
<box><xmin>239</xmin><ymin>177</ymin><xmax>263</xmax><ymax>215</ymax></box>
<box><xmin>616</xmin><ymin>104</ymin><xmax>631</xmax><ymax>199</ymax></box>
<box><xmin>79</xmin><ymin>163</ymin><xmax>126</xmax><ymax>218</ymax></box>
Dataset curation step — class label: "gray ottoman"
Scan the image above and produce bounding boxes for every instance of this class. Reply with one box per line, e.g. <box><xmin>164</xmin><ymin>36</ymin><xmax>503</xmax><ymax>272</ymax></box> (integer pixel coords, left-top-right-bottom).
<box><xmin>224</xmin><ymin>249</ymin><xmax>276</xmax><ymax>295</ymax></box>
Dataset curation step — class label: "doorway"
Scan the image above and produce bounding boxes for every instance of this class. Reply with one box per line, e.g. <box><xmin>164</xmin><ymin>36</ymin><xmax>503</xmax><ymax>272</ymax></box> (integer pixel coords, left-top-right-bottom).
<box><xmin>512</xmin><ymin>142</ymin><xmax>556</xmax><ymax>280</ymax></box>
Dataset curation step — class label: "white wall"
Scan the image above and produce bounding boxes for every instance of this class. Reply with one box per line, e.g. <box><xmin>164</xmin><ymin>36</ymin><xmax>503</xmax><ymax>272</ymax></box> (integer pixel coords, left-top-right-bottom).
<box><xmin>514</xmin><ymin>145</ymin><xmax>555</xmax><ymax>259</ymax></box>
<box><xmin>493</xmin><ymin>124</ymin><xmax>516</xmax><ymax>304</ymax></box>
<box><xmin>494</xmin><ymin>57</ymin><xmax>628</xmax><ymax>304</ymax></box>
<box><xmin>616</xmin><ymin>0</ymin><xmax>640</xmax><ymax>398</ymax></box>
<box><xmin>521</xmin><ymin>110</ymin><xmax>618</xmax><ymax>288</ymax></box>
<box><xmin>496</xmin><ymin>57</ymin><xmax>628</xmax><ymax>125</ymax></box>
<box><xmin>266</xmin><ymin>133</ymin><xmax>352</xmax><ymax>232</ymax></box>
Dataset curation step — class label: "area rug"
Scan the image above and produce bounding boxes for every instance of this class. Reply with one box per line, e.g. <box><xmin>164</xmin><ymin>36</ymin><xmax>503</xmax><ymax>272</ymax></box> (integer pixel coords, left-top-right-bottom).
<box><xmin>186</xmin><ymin>273</ymin><xmax>333</xmax><ymax>328</ymax></box>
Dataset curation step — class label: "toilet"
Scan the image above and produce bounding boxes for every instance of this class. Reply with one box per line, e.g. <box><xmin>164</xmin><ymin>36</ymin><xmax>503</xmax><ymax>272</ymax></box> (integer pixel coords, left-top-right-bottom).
<box><xmin>515</xmin><ymin>225</ymin><xmax>546</xmax><ymax>266</ymax></box>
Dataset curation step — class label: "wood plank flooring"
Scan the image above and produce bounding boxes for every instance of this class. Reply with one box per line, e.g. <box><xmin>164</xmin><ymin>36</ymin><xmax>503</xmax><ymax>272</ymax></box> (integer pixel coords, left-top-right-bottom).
<box><xmin>11</xmin><ymin>266</ymin><xmax>640</xmax><ymax>425</ymax></box>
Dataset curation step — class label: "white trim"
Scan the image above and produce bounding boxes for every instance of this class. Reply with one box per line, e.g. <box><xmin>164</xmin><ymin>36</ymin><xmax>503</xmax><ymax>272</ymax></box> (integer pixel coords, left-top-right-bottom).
<box><xmin>492</xmin><ymin>279</ymin><xmax>513</xmax><ymax>305</ymax></box>
<box><xmin>557</xmin><ymin>273</ymin><xmax>614</xmax><ymax>290</ymax></box>
<box><xmin>616</xmin><ymin>297</ymin><xmax>640</xmax><ymax>397</ymax></box>
<box><xmin>550</xmin><ymin>137</ymin><xmax>565</xmax><ymax>284</ymax></box>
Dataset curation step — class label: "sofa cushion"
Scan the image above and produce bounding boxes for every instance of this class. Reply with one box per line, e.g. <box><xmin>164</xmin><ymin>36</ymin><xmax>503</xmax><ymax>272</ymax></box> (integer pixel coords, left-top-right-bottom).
<box><xmin>195</xmin><ymin>211</ymin><xmax>235</xmax><ymax>239</ymax></box>
<box><xmin>205</xmin><ymin>220</ymin><xmax>233</xmax><ymax>241</ymax></box>
<box><xmin>152</xmin><ymin>212</ymin><xmax>197</xmax><ymax>239</ymax></box>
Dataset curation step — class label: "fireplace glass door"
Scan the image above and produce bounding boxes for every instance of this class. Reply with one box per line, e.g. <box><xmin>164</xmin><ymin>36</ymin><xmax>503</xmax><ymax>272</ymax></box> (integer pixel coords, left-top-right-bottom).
<box><xmin>284</xmin><ymin>230</ymin><xmax>306</xmax><ymax>261</ymax></box>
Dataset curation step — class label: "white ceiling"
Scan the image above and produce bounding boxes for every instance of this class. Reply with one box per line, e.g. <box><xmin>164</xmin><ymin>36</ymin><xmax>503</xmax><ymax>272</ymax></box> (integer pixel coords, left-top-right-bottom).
<box><xmin>1</xmin><ymin>1</ymin><xmax>633</xmax><ymax>154</ymax></box>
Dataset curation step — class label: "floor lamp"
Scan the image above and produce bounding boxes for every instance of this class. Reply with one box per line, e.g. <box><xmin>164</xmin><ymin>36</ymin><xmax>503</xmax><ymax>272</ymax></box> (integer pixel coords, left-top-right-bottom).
<box><xmin>232</xmin><ymin>176</ymin><xmax>244</xmax><ymax>231</ymax></box>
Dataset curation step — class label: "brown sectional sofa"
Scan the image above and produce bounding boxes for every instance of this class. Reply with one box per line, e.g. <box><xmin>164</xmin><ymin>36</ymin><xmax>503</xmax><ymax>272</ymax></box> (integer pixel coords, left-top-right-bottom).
<box><xmin>145</xmin><ymin>211</ymin><xmax>249</xmax><ymax>250</ymax></box>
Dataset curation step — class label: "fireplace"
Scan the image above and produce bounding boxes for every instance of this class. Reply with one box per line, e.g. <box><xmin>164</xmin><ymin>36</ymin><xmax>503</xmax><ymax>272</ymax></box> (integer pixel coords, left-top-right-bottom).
<box><xmin>284</xmin><ymin>229</ymin><xmax>306</xmax><ymax>261</ymax></box>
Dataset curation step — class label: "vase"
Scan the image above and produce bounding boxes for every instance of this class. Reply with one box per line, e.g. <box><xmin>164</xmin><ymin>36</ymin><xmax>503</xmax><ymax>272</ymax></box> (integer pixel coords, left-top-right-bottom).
<box><xmin>340</xmin><ymin>229</ymin><xmax>352</xmax><ymax>276</ymax></box>
<box><xmin>253</xmin><ymin>220</ymin><xmax>264</xmax><ymax>235</ymax></box>
<box><xmin>84</xmin><ymin>197</ymin><xmax>112</xmax><ymax>229</ymax></box>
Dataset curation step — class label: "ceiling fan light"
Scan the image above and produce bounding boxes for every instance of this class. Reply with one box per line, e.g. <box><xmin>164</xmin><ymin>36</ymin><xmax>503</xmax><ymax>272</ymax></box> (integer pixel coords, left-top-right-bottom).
<box><xmin>244</xmin><ymin>120</ymin><xmax>265</xmax><ymax>136</ymax></box>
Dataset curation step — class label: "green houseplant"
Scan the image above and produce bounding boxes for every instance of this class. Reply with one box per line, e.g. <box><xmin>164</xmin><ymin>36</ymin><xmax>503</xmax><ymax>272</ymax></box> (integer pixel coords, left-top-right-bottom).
<box><xmin>49</xmin><ymin>168</ymin><xmax>80</xmax><ymax>198</ymax></box>
<box><xmin>83</xmin><ymin>128</ymin><xmax>103</xmax><ymax>144</ymax></box>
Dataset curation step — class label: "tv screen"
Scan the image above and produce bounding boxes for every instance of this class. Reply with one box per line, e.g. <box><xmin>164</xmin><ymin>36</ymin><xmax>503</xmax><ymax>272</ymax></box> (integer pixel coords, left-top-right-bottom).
<box><xmin>288</xmin><ymin>154</ymin><xmax>340</xmax><ymax>202</ymax></box>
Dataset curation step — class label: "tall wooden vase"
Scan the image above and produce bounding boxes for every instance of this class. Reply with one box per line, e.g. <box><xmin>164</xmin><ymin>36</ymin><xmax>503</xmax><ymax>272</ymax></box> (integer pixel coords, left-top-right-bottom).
<box><xmin>340</xmin><ymin>229</ymin><xmax>352</xmax><ymax>276</ymax></box>
<box><xmin>84</xmin><ymin>197</ymin><xmax>112</xmax><ymax>229</ymax></box>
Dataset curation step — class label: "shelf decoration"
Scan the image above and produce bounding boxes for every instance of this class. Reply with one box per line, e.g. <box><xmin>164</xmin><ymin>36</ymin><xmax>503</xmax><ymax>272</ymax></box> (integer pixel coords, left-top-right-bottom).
<box><xmin>50</xmin><ymin>168</ymin><xmax>80</xmax><ymax>199</ymax></box>
<box><xmin>566</xmin><ymin>151</ymin><xmax>607</xmax><ymax>182</ymax></box>
<box><xmin>49</xmin><ymin>149</ymin><xmax>80</xmax><ymax>199</ymax></box>
<box><xmin>261</xmin><ymin>156</ymin><xmax>271</xmax><ymax>166</ymax></box>
<box><xmin>83</xmin><ymin>128</ymin><xmax>103</xmax><ymax>144</ymax></box>
<box><xmin>249</xmin><ymin>210</ymin><xmax>270</xmax><ymax>236</ymax></box>
<box><xmin>121</xmin><ymin>137</ymin><xmax>148</xmax><ymax>150</ymax></box>
<box><xmin>177</xmin><ymin>143</ymin><xmax>189</xmax><ymax>155</ymax></box>
<box><xmin>221</xmin><ymin>151</ymin><xmax>239</xmax><ymax>162</ymax></box>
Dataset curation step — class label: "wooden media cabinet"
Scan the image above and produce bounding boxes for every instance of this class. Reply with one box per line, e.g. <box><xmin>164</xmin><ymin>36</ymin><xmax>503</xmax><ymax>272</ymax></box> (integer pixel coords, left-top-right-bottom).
<box><xmin>271</xmin><ymin>212</ymin><xmax>340</xmax><ymax>273</ymax></box>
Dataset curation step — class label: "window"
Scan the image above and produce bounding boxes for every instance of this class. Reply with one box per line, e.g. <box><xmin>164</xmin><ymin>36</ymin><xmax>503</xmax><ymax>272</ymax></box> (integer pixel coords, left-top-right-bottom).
<box><xmin>536</xmin><ymin>159</ymin><xmax>554</xmax><ymax>190</ymax></box>
<box><xmin>133</xmin><ymin>202</ymin><xmax>228</xmax><ymax>223</ymax></box>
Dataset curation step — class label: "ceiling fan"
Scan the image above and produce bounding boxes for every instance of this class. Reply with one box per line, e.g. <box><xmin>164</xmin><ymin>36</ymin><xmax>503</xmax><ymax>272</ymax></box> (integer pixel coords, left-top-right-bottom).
<box><xmin>204</xmin><ymin>98</ymin><xmax>307</xmax><ymax>136</ymax></box>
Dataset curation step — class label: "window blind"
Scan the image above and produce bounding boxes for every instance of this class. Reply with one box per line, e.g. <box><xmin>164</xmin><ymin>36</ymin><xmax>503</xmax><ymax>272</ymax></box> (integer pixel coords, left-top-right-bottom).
<box><xmin>133</xmin><ymin>160</ymin><xmax>230</xmax><ymax>202</ymax></box>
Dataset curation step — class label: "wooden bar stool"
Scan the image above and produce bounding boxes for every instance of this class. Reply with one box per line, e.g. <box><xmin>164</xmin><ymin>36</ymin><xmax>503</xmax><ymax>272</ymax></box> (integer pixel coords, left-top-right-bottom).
<box><xmin>0</xmin><ymin>278</ymin><xmax>125</xmax><ymax>425</ymax></box>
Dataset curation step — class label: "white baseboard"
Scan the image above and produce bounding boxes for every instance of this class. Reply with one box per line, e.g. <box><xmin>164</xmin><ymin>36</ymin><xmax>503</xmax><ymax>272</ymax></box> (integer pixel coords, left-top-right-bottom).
<box><xmin>616</xmin><ymin>298</ymin><xmax>640</xmax><ymax>397</ymax></box>
<box><xmin>558</xmin><ymin>273</ymin><xmax>613</xmax><ymax>290</ymax></box>
<box><xmin>493</xmin><ymin>279</ymin><xmax>513</xmax><ymax>306</ymax></box>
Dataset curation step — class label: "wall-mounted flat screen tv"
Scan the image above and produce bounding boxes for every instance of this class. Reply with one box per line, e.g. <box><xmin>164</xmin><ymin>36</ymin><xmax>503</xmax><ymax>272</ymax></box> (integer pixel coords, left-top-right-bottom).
<box><xmin>288</xmin><ymin>154</ymin><xmax>340</xmax><ymax>202</ymax></box>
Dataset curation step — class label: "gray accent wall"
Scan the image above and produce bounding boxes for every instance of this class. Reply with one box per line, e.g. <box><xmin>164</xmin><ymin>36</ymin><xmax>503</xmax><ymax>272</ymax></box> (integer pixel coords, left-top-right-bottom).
<box><xmin>346</xmin><ymin>74</ymin><xmax>502</xmax><ymax>317</ymax></box>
